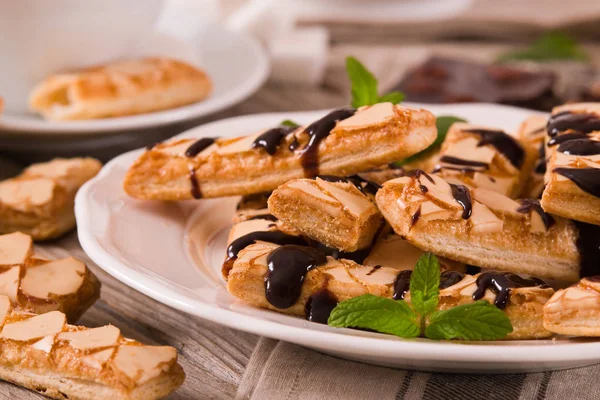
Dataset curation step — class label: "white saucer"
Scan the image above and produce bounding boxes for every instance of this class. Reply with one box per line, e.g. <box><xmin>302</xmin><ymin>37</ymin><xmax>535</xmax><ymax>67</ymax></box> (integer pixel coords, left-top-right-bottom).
<box><xmin>0</xmin><ymin>24</ymin><xmax>268</xmax><ymax>135</ymax></box>
<box><xmin>76</xmin><ymin>103</ymin><xmax>600</xmax><ymax>373</ymax></box>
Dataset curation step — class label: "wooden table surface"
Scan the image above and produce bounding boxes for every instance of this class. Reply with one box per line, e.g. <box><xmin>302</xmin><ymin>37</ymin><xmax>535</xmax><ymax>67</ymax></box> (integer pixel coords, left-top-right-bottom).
<box><xmin>3</xmin><ymin>39</ymin><xmax>600</xmax><ymax>399</ymax></box>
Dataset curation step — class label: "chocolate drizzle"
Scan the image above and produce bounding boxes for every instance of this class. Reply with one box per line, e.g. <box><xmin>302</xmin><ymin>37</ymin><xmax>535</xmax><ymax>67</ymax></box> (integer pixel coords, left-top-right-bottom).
<box><xmin>464</xmin><ymin>128</ymin><xmax>525</xmax><ymax>168</ymax></box>
<box><xmin>411</xmin><ymin>208</ymin><xmax>421</xmax><ymax>226</ymax></box>
<box><xmin>534</xmin><ymin>144</ymin><xmax>546</xmax><ymax>174</ymax></box>
<box><xmin>265</xmin><ymin>245</ymin><xmax>327</xmax><ymax>309</ymax></box>
<box><xmin>316</xmin><ymin>175</ymin><xmax>381</xmax><ymax>196</ymax></box>
<box><xmin>547</xmin><ymin>111</ymin><xmax>600</xmax><ymax>137</ymax></box>
<box><xmin>189</xmin><ymin>168</ymin><xmax>201</xmax><ymax>199</ymax></box>
<box><xmin>516</xmin><ymin>199</ymin><xmax>555</xmax><ymax>230</ymax></box>
<box><xmin>305</xmin><ymin>290</ymin><xmax>338</xmax><ymax>324</ymax></box>
<box><xmin>438</xmin><ymin>155</ymin><xmax>489</xmax><ymax>169</ymax></box>
<box><xmin>439</xmin><ymin>271</ymin><xmax>465</xmax><ymax>289</ymax></box>
<box><xmin>472</xmin><ymin>272</ymin><xmax>549</xmax><ymax>309</ymax></box>
<box><xmin>247</xmin><ymin>214</ymin><xmax>278</xmax><ymax>222</ymax></box>
<box><xmin>557</xmin><ymin>138</ymin><xmax>600</xmax><ymax>156</ymax></box>
<box><xmin>574</xmin><ymin>221</ymin><xmax>600</xmax><ymax>278</ymax></box>
<box><xmin>392</xmin><ymin>270</ymin><xmax>413</xmax><ymax>300</ymax></box>
<box><xmin>449</xmin><ymin>184</ymin><xmax>472</xmax><ymax>219</ymax></box>
<box><xmin>185</xmin><ymin>137</ymin><xmax>216</xmax><ymax>157</ymax></box>
<box><xmin>300</xmin><ymin>108</ymin><xmax>356</xmax><ymax>177</ymax></box>
<box><xmin>315</xmin><ymin>242</ymin><xmax>372</xmax><ymax>265</ymax></box>
<box><xmin>554</xmin><ymin>168</ymin><xmax>600</xmax><ymax>198</ymax></box>
<box><xmin>252</xmin><ymin>126</ymin><xmax>296</xmax><ymax>155</ymax></box>
<box><xmin>225</xmin><ymin>231</ymin><xmax>307</xmax><ymax>271</ymax></box>
<box><xmin>547</xmin><ymin>132</ymin><xmax>589</xmax><ymax>147</ymax></box>
<box><xmin>407</xmin><ymin>169</ymin><xmax>435</xmax><ymax>184</ymax></box>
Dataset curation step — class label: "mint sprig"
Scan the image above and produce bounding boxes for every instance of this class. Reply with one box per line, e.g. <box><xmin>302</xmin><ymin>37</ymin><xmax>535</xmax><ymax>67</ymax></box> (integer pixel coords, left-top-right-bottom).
<box><xmin>395</xmin><ymin>115</ymin><xmax>466</xmax><ymax>167</ymax></box>
<box><xmin>280</xmin><ymin>119</ymin><xmax>300</xmax><ymax>128</ymax></box>
<box><xmin>346</xmin><ymin>56</ymin><xmax>405</xmax><ymax>108</ymax></box>
<box><xmin>328</xmin><ymin>295</ymin><xmax>420</xmax><ymax>338</ymax></box>
<box><xmin>327</xmin><ymin>254</ymin><xmax>513</xmax><ymax>341</ymax></box>
<box><xmin>497</xmin><ymin>31</ymin><xmax>588</xmax><ymax>63</ymax></box>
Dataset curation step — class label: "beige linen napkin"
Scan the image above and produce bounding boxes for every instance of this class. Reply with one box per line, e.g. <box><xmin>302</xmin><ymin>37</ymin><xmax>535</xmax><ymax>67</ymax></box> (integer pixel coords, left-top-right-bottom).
<box><xmin>236</xmin><ymin>337</ymin><xmax>600</xmax><ymax>400</ymax></box>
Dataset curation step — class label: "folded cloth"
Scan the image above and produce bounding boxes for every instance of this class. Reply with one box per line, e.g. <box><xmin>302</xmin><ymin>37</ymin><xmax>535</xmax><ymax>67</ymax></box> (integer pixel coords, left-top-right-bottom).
<box><xmin>236</xmin><ymin>338</ymin><xmax>600</xmax><ymax>400</ymax></box>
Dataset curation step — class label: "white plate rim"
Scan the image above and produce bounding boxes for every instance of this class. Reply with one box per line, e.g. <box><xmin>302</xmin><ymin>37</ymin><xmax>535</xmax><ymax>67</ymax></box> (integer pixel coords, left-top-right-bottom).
<box><xmin>0</xmin><ymin>25</ymin><xmax>269</xmax><ymax>135</ymax></box>
<box><xmin>75</xmin><ymin>103</ymin><xmax>600</xmax><ymax>369</ymax></box>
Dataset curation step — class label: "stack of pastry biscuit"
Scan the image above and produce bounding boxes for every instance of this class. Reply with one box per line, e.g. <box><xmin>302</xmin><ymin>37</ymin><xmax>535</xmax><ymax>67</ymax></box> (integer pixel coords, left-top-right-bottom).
<box><xmin>124</xmin><ymin>101</ymin><xmax>600</xmax><ymax>339</ymax></box>
<box><xmin>0</xmin><ymin>158</ymin><xmax>185</xmax><ymax>398</ymax></box>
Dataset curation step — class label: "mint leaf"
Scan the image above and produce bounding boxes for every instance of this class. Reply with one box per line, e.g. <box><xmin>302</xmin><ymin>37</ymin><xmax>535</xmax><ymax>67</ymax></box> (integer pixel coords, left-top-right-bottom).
<box><xmin>497</xmin><ymin>31</ymin><xmax>588</xmax><ymax>63</ymax></box>
<box><xmin>425</xmin><ymin>301</ymin><xmax>513</xmax><ymax>341</ymax></box>
<box><xmin>280</xmin><ymin>119</ymin><xmax>300</xmax><ymax>128</ymax></box>
<box><xmin>346</xmin><ymin>56</ymin><xmax>379</xmax><ymax>108</ymax></box>
<box><xmin>378</xmin><ymin>91</ymin><xmax>405</xmax><ymax>105</ymax></box>
<box><xmin>328</xmin><ymin>294</ymin><xmax>420</xmax><ymax>338</ymax></box>
<box><xmin>396</xmin><ymin>115</ymin><xmax>466</xmax><ymax>166</ymax></box>
<box><xmin>410</xmin><ymin>253</ymin><xmax>440</xmax><ymax>317</ymax></box>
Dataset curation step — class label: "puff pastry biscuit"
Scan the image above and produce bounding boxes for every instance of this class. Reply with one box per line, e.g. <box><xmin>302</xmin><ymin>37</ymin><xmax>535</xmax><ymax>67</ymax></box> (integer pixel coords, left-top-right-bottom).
<box><xmin>375</xmin><ymin>171</ymin><xmax>587</xmax><ymax>281</ymax></box>
<box><xmin>433</xmin><ymin>122</ymin><xmax>536</xmax><ymax>198</ymax></box>
<box><xmin>517</xmin><ymin>115</ymin><xmax>548</xmax><ymax>198</ymax></box>
<box><xmin>226</xmin><ymin>241</ymin><xmax>553</xmax><ymax>339</ymax></box>
<box><xmin>0</xmin><ymin>232</ymin><xmax>101</xmax><ymax>322</ymax></box>
<box><xmin>29</xmin><ymin>58</ymin><xmax>212</xmax><ymax>120</ymax></box>
<box><xmin>123</xmin><ymin>103</ymin><xmax>437</xmax><ymax>200</ymax></box>
<box><xmin>540</xmin><ymin>103</ymin><xmax>600</xmax><ymax>226</ymax></box>
<box><xmin>544</xmin><ymin>276</ymin><xmax>600</xmax><ymax>336</ymax></box>
<box><xmin>0</xmin><ymin>296</ymin><xmax>184</xmax><ymax>399</ymax></box>
<box><xmin>0</xmin><ymin>157</ymin><xmax>101</xmax><ymax>240</ymax></box>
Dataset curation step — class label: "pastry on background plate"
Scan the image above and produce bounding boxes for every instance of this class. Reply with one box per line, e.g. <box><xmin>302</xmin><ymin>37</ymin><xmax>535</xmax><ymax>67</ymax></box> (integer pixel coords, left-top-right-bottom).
<box><xmin>123</xmin><ymin>103</ymin><xmax>437</xmax><ymax>200</ymax></box>
<box><xmin>29</xmin><ymin>58</ymin><xmax>212</xmax><ymax>121</ymax></box>
<box><xmin>0</xmin><ymin>157</ymin><xmax>101</xmax><ymax>240</ymax></box>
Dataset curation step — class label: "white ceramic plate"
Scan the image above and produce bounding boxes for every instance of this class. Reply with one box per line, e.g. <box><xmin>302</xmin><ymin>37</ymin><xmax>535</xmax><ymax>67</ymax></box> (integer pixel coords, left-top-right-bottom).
<box><xmin>0</xmin><ymin>25</ymin><xmax>269</xmax><ymax>135</ymax></box>
<box><xmin>76</xmin><ymin>103</ymin><xmax>600</xmax><ymax>373</ymax></box>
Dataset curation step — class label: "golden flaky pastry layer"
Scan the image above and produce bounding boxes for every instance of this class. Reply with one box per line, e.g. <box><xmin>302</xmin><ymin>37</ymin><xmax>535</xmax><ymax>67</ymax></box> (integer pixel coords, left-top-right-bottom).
<box><xmin>0</xmin><ymin>296</ymin><xmax>183</xmax><ymax>399</ymax></box>
<box><xmin>0</xmin><ymin>232</ymin><xmax>100</xmax><ymax>322</ymax></box>
<box><xmin>123</xmin><ymin>103</ymin><xmax>437</xmax><ymax>200</ymax></box>
<box><xmin>268</xmin><ymin>177</ymin><xmax>382</xmax><ymax>252</ymax></box>
<box><xmin>0</xmin><ymin>157</ymin><xmax>101</xmax><ymax>240</ymax></box>
<box><xmin>29</xmin><ymin>58</ymin><xmax>211</xmax><ymax>120</ymax></box>
<box><xmin>376</xmin><ymin>172</ymin><xmax>580</xmax><ymax>281</ymax></box>
<box><xmin>544</xmin><ymin>277</ymin><xmax>600</xmax><ymax>336</ymax></box>
<box><xmin>226</xmin><ymin>242</ymin><xmax>553</xmax><ymax>340</ymax></box>
<box><xmin>517</xmin><ymin>115</ymin><xmax>548</xmax><ymax>199</ymax></box>
<box><xmin>540</xmin><ymin>103</ymin><xmax>600</xmax><ymax>226</ymax></box>
<box><xmin>434</xmin><ymin>122</ymin><xmax>536</xmax><ymax>198</ymax></box>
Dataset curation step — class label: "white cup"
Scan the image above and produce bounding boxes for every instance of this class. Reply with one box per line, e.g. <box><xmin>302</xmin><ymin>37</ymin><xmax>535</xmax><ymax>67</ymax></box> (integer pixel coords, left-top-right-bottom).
<box><xmin>0</xmin><ymin>0</ymin><xmax>165</xmax><ymax>113</ymax></box>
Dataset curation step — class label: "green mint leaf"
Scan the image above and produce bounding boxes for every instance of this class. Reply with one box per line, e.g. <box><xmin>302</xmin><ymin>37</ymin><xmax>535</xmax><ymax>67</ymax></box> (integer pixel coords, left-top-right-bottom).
<box><xmin>378</xmin><ymin>91</ymin><xmax>405</xmax><ymax>105</ymax></box>
<box><xmin>425</xmin><ymin>301</ymin><xmax>514</xmax><ymax>341</ymax></box>
<box><xmin>328</xmin><ymin>294</ymin><xmax>420</xmax><ymax>338</ymax></box>
<box><xmin>280</xmin><ymin>119</ymin><xmax>300</xmax><ymax>128</ymax></box>
<box><xmin>497</xmin><ymin>31</ymin><xmax>588</xmax><ymax>62</ymax></box>
<box><xmin>346</xmin><ymin>56</ymin><xmax>380</xmax><ymax>108</ymax></box>
<box><xmin>397</xmin><ymin>115</ymin><xmax>466</xmax><ymax>166</ymax></box>
<box><xmin>409</xmin><ymin>253</ymin><xmax>440</xmax><ymax>317</ymax></box>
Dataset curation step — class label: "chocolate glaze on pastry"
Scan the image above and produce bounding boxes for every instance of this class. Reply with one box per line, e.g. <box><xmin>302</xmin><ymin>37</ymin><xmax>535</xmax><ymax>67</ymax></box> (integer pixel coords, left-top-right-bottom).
<box><xmin>185</xmin><ymin>137</ymin><xmax>216</xmax><ymax>157</ymax></box>
<box><xmin>554</xmin><ymin>168</ymin><xmax>600</xmax><ymax>198</ymax></box>
<box><xmin>450</xmin><ymin>184</ymin><xmax>473</xmax><ymax>219</ymax></box>
<box><xmin>247</xmin><ymin>214</ymin><xmax>278</xmax><ymax>222</ymax></box>
<box><xmin>438</xmin><ymin>155</ymin><xmax>489</xmax><ymax>169</ymax></box>
<box><xmin>575</xmin><ymin>222</ymin><xmax>600</xmax><ymax>278</ymax></box>
<box><xmin>252</xmin><ymin>126</ymin><xmax>297</xmax><ymax>155</ymax></box>
<box><xmin>547</xmin><ymin>111</ymin><xmax>600</xmax><ymax>137</ymax></box>
<box><xmin>557</xmin><ymin>138</ymin><xmax>600</xmax><ymax>156</ymax></box>
<box><xmin>265</xmin><ymin>245</ymin><xmax>327</xmax><ymax>309</ymax></box>
<box><xmin>316</xmin><ymin>174</ymin><xmax>381</xmax><ymax>196</ymax></box>
<box><xmin>547</xmin><ymin>132</ymin><xmax>589</xmax><ymax>147</ymax></box>
<box><xmin>189</xmin><ymin>168</ymin><xmax>201</xmax><ymax>199</ymax></box>
<box><xmin>516</xmin><ymin>199</ymin><xmax>555</xmax><ymax>230</ymax></box>
<box><xmin>392</xmin><ymin>270</ymin><xmax>413</xmax><ymax>300</ymax></box>
<box><xmin>439</xmin><ymin>271</ymin><xmax>465</xmax><ymax>289</ymax></box>
<box><xmin>305</xmin><ymin>289</ymin><xmax>338</xmax><ymax>324</ymax></box>
<box><xmin>472</xmin><ymin>272</ymin><xmax>549</xmax><ymax>309</ymax></box>
<box><xmin>463</xmin><ymin>128</ymin><xmax>525</xmax><ymax>168</ymax></box>
<box><xmin>300</xmin><ymin>108</ymin><xmax>356</xmax><ymax>177</ymax></box>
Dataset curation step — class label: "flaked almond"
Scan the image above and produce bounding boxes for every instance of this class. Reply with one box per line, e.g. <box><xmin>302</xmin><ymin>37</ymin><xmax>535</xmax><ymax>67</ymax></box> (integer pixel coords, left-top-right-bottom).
<box><xmin>58</xmin><ymin>325</ymin><xmax>121</xmax><ymax>350</ymax></box>
<box><xmin>112</xmin><ymin>345</ymin><xmax>177</xmax><ymax>384</ymax></box>
<box><xmin>31</xmin><ymin>334</ymin><xmax>55</xmax><ymax>353</ymax></box>
<box><xmin>316</xmin><ymin>179</ymin><xmax>373</xmax><ymax>217</ymax></box>
<box><xmin>217</xmin><ymin>133</ymin><xmax>262</xmax><ymax>155</ymax></box>
<box><xmin>0</xmin><ymin>296</ymin><xmax>12</xmax><ymax>326</ymax></box>
<box><xmin>418</xmin><ymin>173</ymin><xmax>459</xmax><ymax>207</ymax></box>
<box><xmin>324</xmin><ymin>265</ymin><xmax>355</xmax><ymax>284</ymax></box>
<box><xmin>21</xmin><ymin>256</ymin><xmax>85</xmax><ymax>299</ymax></box>
<box><xmin>348</xmin><ymin>264</ymin><xmax>397</xmax><ymax>285</ymax></box>
<box><xmin>444</xmin><ymin>136</ymin><xmax>496</xmax><ymax>165</ymax></box>
<box><xmin>471</xmin><ymin>173</ymin><xmax>514</xmax><ymax>196</ymax></box>
<box><xmin>364</xmin><ymin>235</ymin><xmax>424</xmax><ymax>270</ymax></box>
<box><xmin>82</xmin><ymin>348</ymin><xmax>116</xmax><ymax>369</ymax></box>
<box><xmin>155</xmin><ymin>139</ymin><xmax>195</xmax><ymax>156</ymax></box>
<box><xmin>0</xmin><ymin>266</ymin><xmax>20</xmax><ymax>303</ymax></box>
<box><xmin>0</xmin><ymin>232</ymin><xmax>32</xmax><ymax>266</ymax></box>
<box><xmin>472</xmin><ymin>188</ymin><xmax>520</xmax><ymax>216</ymax></box>
<box><xmin>228</xmin><ymin>219</ymin><xmax>276</xmax><ymax>245</ymax></box>
<box><xmin>470</xmin><ymin>201</ymin><xmax>503</xmax><ymax>234</ymax></box>
<box><xmin>419</xmin><ymin>201</ymin><xmax>457</xmax><ymax>223</ymax></box>
<box><xmin>335</xmin><ymin>102</ymin><xmax>395</xmax><ymax>129</ymax></box>
<box><xmin>0</xmin><ymin>311</ymin><xmax>66</xmax><ymax>341</ymax></box>
<box><xmin>0</xmin><ymin>178</ymin><xmax>55</xmax><ymax>207</ymax></box>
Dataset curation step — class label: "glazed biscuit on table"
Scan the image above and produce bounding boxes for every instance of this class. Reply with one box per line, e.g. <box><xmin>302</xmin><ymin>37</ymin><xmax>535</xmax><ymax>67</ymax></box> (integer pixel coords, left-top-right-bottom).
<box><xmin>225</xmin><ymin>241</ymin><xmax>553</xmax><ymax>339</ymax></box>
<box><xmin>29</xmin><ymin>58</ymin><xmax>212</xmax><ymax>121</ymax></box>
<box><xmin>0</xmin><ymin>232</ymin><xmax>100</xmax><ymax>322</ymax></box>
<box><xmin>375</xmin><ymin>171</ymin><xmax>598</xmax><ymax>282</ymax></box>
<box><xmin>433</xmin><ymin>122</ymin><xmax>537</xmax><ymax>198</ymax></box>
<box><xmin>544</xmin><ymin>276</ymin><xmax>600</xmax><ymax>337</ymax></box>
<box><xmin>0</xmin><ymin>295</ymin><xmax>184</xmax><ymax>400</ymax></box>
<box><xmin>517</xmin><ymin>115</ymin><xmax>548</xmax><ymax>198</ymax></box>
<box><xmin>0</xmin><ymin>157</ymin><xmax>101</xmax><ymax>240</ymax></box>
<box><xmin>540</xmin><ymin>103</ymin><xmax>600</xmax><ymax>226</ymax></box>
<box><xmin>123</xmin><ymin>102</ymin><xmax>437</xmax><ymax>200</ymax></box>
